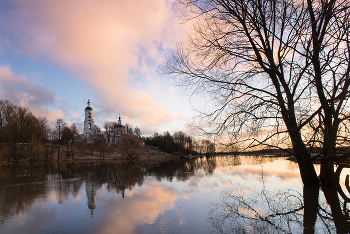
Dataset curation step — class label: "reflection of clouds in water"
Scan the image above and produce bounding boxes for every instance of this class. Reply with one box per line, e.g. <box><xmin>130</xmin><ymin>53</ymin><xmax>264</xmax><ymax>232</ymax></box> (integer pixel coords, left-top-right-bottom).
<box><xmin>161</xmin><ymin>157</ymin><xmax>302</xmax><ymax>198</ymax></box>
<box><xmin>187</xmin><ymin>175</ymin><xmax>206</xmax><ymax>190</ymax></box>
<box><xmin>217</xmin><ymin>160</ymin><xmax>301</xmax><ymax>182</ymax></box>
<box><xmin>0</xmin><ymin>157</ymin><xmax>320</xmax><ymax>234</ymax></box>
<box><xmin>223</xmin><ymin>181</ymin><xmax>234</xmax><ymax>186</ymax></box>
<box><xmin>181</xmin><ymin>191</ymin><xmax>191</xmax><ymax>199</ymax></box>
<box><xmin>96</xmin><ymin>177</ymin><xmax>178</xmax><ymax>234</ymax></box>
<box><xmin>177</xmin><ymin>157</ymin><xmax>303</xmax><ymax>198</ymax></box>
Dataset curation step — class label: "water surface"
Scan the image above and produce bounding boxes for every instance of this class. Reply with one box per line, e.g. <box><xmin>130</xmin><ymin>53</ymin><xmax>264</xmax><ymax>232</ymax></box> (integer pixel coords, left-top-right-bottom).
<box><xmin>0</xmin><ymin>156</ymin><xmax>348</xmax><ymax>233</ymax></box>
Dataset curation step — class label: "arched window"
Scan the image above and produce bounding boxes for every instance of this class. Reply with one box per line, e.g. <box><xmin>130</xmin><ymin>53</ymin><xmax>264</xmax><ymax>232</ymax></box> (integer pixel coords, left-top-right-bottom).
<box><xmin>88</xmin><ymin>113</ymin><xmax>91</xmax><ymax>119</ymax></box>
<box><xmin>89</xmin><ymin>123</ymin><xmax>91</xmax><ymax>129</ymax></box>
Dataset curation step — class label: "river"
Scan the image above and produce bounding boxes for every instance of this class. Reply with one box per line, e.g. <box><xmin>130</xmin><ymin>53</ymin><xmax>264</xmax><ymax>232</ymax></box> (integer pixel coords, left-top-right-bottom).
<box><xmin>0</xmin><ymin>156</ymin><xmax>349</xmax><ymax>233</ymax></box>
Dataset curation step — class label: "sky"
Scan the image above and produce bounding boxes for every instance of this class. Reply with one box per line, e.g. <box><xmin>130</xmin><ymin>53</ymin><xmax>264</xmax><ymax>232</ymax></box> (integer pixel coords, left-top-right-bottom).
<box><xmin>0</xmin><ymin>0</ymin><xmax>194</xmax><ymax>136</ymax></box>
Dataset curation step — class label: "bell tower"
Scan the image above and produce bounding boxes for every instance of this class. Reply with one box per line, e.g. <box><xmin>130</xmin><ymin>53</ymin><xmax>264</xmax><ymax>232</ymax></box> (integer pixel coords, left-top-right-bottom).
<box><xmin>84</xmin><ymin>100</ymin><xmax>94</xmax><ymax>136</ymax></box>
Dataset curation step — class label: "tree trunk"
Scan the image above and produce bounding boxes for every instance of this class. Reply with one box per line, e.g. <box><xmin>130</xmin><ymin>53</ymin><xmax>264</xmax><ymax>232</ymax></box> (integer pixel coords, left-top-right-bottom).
<box><xmin>303</xmin><ymin>185</ymin><xmax>319</xmax><ymax>233</ymax></box>
<box><xmin>322</xmin><ymin>185</ymin><xmax>349</xmax><ymax>233</ymax></box>
<box><xmin>294</xmin><ymin>149</ymin><xmax>319</xmax><ymax>186</ymax></box>
<box><xmin>320</xmin><ymin>155</ymin><xmax>336</xmax><ymax>187</ymax></box>
<box><xmin>290</xmin><ymin>129</ymin><xmax>319</xmax><ymax>186</ymax></box>
<box><xmin>319</xmin><ymin>121</ymin><xmax>337</xmax><ymax>187</ymax></box>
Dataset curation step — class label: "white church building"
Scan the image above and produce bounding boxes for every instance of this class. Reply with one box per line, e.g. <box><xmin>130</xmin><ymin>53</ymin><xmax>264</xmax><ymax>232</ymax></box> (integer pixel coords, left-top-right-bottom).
<box><xmin>83</xmin><ymin>100</ymin><xmax>126</xmax><ymax>145</ymax></box>
<box><xmin>83</xmin><ymin>100</ymin><xmax>95</xmax><ymax>136</ymax></box>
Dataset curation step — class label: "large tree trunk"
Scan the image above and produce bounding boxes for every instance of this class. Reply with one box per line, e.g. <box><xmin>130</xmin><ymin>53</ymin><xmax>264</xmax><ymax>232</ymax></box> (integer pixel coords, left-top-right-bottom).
<box><xmin>320</xmin><ymin>155</ymin><xmax>336</xmax><ymax>187</ymax></box>
<box><xmin>289</xmin><ymin>128</ymin><xmax>319</xmax><ymax>186</ymax></box>
<box><xmin>293</xmin><ymin>144</ymin><xmax>319</xmax><ymax>186</ymax></box>
<box><xmin>303</xmin><ymin>186</ymin><xmax>319</xmax><ymax>233</ymax></box>
<box><xmin>319</xmin><ymin>119</ymin><xmax>338</xmax><ymax>187</ymax></box>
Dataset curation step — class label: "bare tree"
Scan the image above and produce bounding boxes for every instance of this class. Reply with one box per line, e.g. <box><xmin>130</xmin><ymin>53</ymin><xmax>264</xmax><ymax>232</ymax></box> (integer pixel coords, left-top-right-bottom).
<box><xmin>117</xmin><ymin>133</ymin><xmax>143</xmax><ymax>160</ymax></box>
<box><xmin>125</xmin><ymin>123</ymin><xmax>133</xmax><ymax>134</ymax></box>
<box><xmin>55</xmin><ymin>119</ymin><xmax>65</xmax><ymax>160</ymax></box>
<box><xmin>203</xmin><ymin>139</ymin><xmax>216</xmax><ymax>157</ymax></box>
<box><xmin>0</xmin><ymin>100</ymin><xmax>49</xmax><ymax>161</ymax></box>
<box><xmin>164</xmin><ymin>0</ymin><xmax>350</xmax><ymax>186</ymax></box>
<box><xmin>134</xmin><ymin>126</ymin><xmax>142</xmax><ymax>137</ymax></box>
<box><xmin>62</xmin><ymin>124</ymin><xmax>78</xmax><ymax>159</ymax></box>
<box><xmin>89</xmin><ymin>125</ymin><xmax>106</xmax><ymax>158</ymax></box>
<box><xmin>104</xmin><ymin>121</ymin><xmax>113</xmax><ymax>145</ymax></box>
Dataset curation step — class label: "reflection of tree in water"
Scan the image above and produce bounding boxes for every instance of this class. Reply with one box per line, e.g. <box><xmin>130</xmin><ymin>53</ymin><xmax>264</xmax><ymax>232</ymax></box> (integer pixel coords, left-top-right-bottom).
<box><xmin>146</xmin><ymin>157</ymin><xmax>218</xmax><ymax>182</ymax></box>
<box><xmin>187</xmin><ymin>157</ymin><xmax>217</xmax><ymax>177</ymax></box>
<box><xmin>205</xmin><ymin>156</ymin><xmax>217</xmax><ymax>175</ymax></box>
<box><xmin>0</xmin><ymin>156</ymin><xmax>221</xmax><ymax>223</ymax></box>
<box><xmin>0</xmin><ymin>157</ymin><xmax>218</xmax><ymax>225</ymax></box>
<box><xmin>104</xmin><ymin>161</ymin><xmax>145</xmax><ymax>197</ymax></box>
<box><xmin>0</xmin><ymin>163</ymin><xmax>85</xmax><ymax>225</ymax></box>
<box><xmin>209</xmin><ymin>186</ymin><xmax>306</xmax><ymax>233</ymax></box>
<box><xmin>214</xmin><ymin>155</ymin><xmax>285</xmax><ymax>168</ymax></box>
<box><xmin>146</xmin><ymin>158</ymin><xmax>196</xmax><ymax>182</ymax></box>
<box><xmin>0</xmin><ymin>162</ymin><xmax>147</xmax><ymax>223</ymax></box>
<box><xmin>209</xmin><ymin>183</ymin><xmax>350</xmax><ymax>233</ymax></box>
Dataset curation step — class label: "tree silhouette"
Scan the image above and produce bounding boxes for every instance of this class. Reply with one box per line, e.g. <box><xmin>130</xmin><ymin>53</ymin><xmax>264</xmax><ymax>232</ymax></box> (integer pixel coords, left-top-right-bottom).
<box><xmin>165</xmin><ymin>0</ymin><xmax>350</xmax><ymax>186</ymax></box>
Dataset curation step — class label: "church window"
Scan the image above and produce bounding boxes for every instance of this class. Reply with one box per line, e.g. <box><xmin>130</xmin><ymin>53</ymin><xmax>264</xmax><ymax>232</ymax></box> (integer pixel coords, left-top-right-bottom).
<box><xmin>88</xmin><ymin>113</ymin><xmax>91</xmax><ymax>119</ymax></box>
<box><xmin>89</xmin><ymin>123</ymin><xmax>91</xmax><ymax>129</ymax></box>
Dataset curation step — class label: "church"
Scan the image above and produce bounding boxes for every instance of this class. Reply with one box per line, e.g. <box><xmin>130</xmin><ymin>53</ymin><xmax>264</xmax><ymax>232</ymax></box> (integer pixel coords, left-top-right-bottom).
<box><xmin>83</xmin><ymin>100</ymin><xmax>95</xmax><ymax>136</ymax></box>
<box><xmin>83</xmin><ymin>100</ymin><xmax>126</xmax><ymax>145</ymax></box>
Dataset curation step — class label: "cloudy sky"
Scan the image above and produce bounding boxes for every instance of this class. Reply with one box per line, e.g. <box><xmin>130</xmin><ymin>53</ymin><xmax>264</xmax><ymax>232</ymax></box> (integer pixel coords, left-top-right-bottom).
<box><xmin>0</xmin><ymin>0</ymin><xmax>194</xmax><ymax>135</ymax></box>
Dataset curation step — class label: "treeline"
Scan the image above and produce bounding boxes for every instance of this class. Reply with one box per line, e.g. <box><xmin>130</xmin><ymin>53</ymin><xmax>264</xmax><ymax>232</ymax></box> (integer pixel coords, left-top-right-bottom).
<box><xmin>0</xmin><ymin>100</ymin><xmax>49</xmax><ymax>162</ymax></box>
<box><xmin>143</xmin><ymin>131</ymin><xmax>215</xmax><ymax>156</ymax></box>
<box><xmin>0</xmin><ymin>100</ymin><xmax>115</xmax><ymax>162</ymax></box>
<box><xmin>0</xmin><ymin>99</ymin><xmax>216</xmax><ymax>162</ymax></box>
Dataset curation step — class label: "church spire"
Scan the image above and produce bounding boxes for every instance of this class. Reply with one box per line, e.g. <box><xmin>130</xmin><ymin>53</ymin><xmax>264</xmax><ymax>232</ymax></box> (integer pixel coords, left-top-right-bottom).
<box><xmin>118</xmin><ymin>115</ymin><xmax>122</xmax><ymax>125</ymax></box>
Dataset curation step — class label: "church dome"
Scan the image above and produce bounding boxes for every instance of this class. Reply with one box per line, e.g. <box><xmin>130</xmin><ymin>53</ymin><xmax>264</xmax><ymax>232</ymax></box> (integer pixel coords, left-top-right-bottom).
<box><xmin>85</xmin><ymin>100</ymin><xmax>93</xmax><ymax>110</ymax></box>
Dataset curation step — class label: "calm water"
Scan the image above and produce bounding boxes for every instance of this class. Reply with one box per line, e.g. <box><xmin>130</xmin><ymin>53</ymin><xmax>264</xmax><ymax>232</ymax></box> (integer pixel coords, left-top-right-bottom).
<box><xmin>0</xmin><ymin>156</ymin><xmax>349</xmax><ymax>233</ymax></box>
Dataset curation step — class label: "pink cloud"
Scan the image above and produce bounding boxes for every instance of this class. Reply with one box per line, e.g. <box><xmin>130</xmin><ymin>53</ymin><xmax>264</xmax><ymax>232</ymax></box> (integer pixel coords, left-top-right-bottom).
<box><xmin>1</xmin><ymin>0</ymin><xmax>185</xmax><ymax>132</ymax></box>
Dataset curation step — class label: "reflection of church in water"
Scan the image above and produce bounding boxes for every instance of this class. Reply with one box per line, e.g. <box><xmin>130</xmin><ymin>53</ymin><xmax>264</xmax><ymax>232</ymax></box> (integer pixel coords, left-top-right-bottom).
<box><xmin>83</xmin><ymin>100</ymin><xmax>126</xmax><ymax>145</ymax></box>
<box><xmin>85</xmin><ymin>177</ymin><xmax>98</xmax><ymax>217</ymax></box>
<box><xmin>85</xmin><ymin>173</ymin><xmax>128</xmax><ymax>217</ymax></box>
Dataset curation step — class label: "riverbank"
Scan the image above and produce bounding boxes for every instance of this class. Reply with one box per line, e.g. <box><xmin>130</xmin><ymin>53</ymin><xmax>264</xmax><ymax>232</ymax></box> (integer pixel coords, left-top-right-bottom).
<box><xmin>0</xmin><ymin>146</ymin><xmax>177</xmax><ymax>166</ymax></box>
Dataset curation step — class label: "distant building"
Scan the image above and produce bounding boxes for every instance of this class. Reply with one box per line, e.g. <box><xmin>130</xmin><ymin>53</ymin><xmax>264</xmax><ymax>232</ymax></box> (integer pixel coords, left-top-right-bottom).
<box><xmin>83</xmin><ymin>100</ymin><xmax>94</xmax><ymax>137</ymax></box>
<box><xmin>82</xmin><ymin>100</ymin><xmax>126</xmax><ymax>145</ymax></box>
<box><xmin>104</xmin><ymin>116</ymin><xmax>126</xmax><ymax>146</ymax></box>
